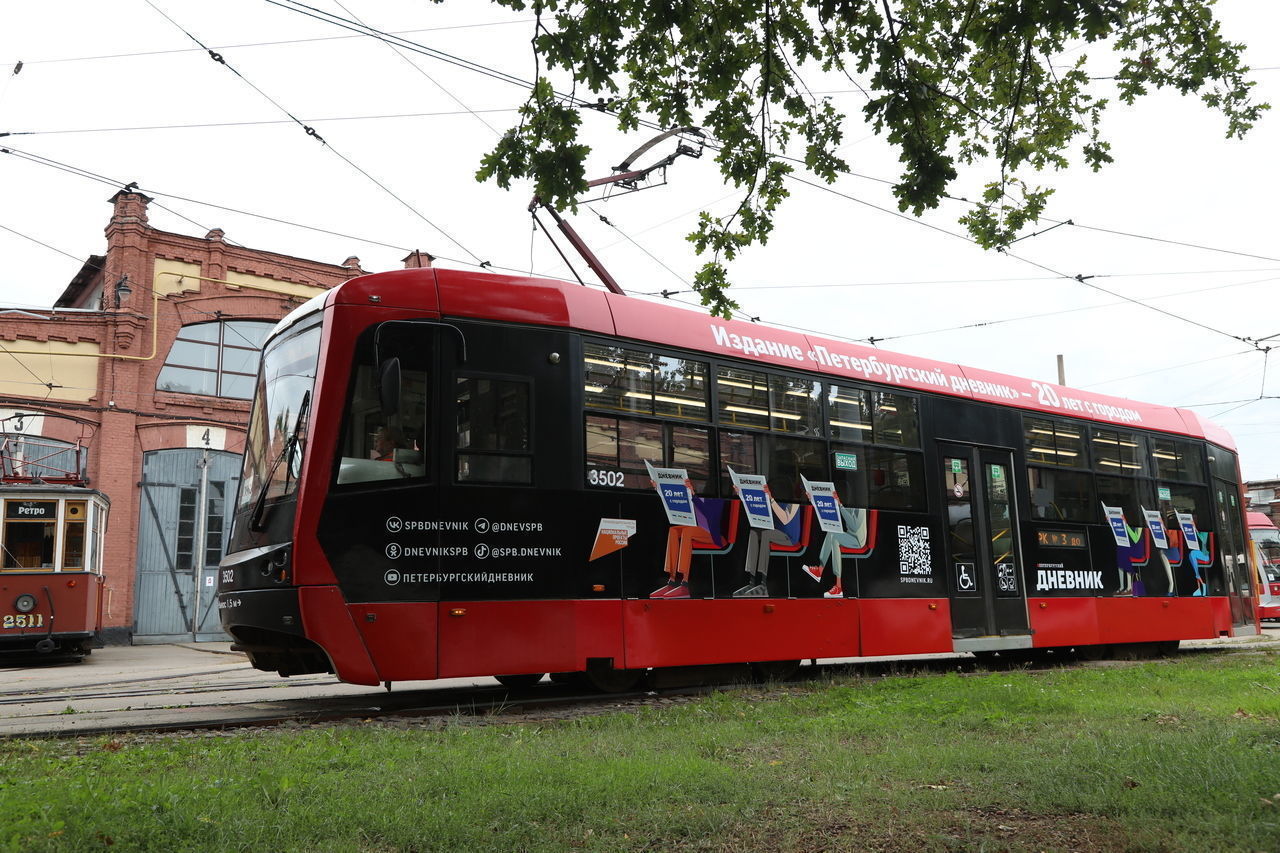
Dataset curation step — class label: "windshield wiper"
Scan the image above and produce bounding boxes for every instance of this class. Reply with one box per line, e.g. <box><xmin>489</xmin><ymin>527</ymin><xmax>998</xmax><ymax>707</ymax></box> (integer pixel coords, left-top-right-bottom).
<box><xmin>249</xmin><ymin>390</ymin><xmax>310</xmax><ymax>533</ymax></box>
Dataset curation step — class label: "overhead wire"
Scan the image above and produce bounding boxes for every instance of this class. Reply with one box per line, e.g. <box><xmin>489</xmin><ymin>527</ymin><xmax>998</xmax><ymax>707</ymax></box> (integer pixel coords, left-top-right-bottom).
<box><xmin>0</xmin><ymin>146</ymin><xmax>375</xmax><ymax>287</ymax></box>
<box><xmin>669</xmin><ymin>266</ymin><xmax>1280</xmax><ymax>294</ymax></box>
<box><xmin>141</xmin><ymin>0</ymin><xmax>485</xmax><ymax>265</ymax></box>
<box><xmin>10</xmin><ymin>4</ymin><xmax>1276</xmax><ymax>361</ymax></box>
<box><xmin>6</xmin><ymin>18</ymin><xmax>533</xmax><ymax>67</ymax></box>
<box><xmin>329</xmin><ymin>0</ymin><xmax>502</xmax><ymax>137</ymax></box>
<box><xmin>1047</xmin><ymin>219</ymin><xmax>1280</xmax><ymax>265</ymax></box>
<box><xmin>0</xmin><ymin>341</ymin><xmax>57</xmax><ymax>390</ymax></box>
<box><xmin>226</xmin><ymin>0</ymin><xmax>1277</xmax><ymax>352</ymax></box>
<box><xmin>882</xmin><ymin>273</ymin><xmax>1280</xmax><ymax>344</ymax></box>
<box><xmin>262</xmin><ymin>0</ymin><xmax>536</xmax><ymax>90</ymax></box>
<box><xmin>0</xmin><ymin>144</ymin><xmax>575</xmax><ymax>285</ymax></box>
<box><xmin>2</xmin><ymin>145</ymin><xmax>410</xmax><ymax>251</ymax></box>
<box><xmin>0</xmin><ymin>222</ymin><xmax>91</xmax><ymax>266</ymax></box>
<box><xmin>586</xmin><ymin>205</ymin><xmax>692</xmax><ymax>291</ymax></box>
<box><xmin>2</xmin><ymin>108</ymin><xmax>517</xmax><ymax>137</ymax></box>
<box><xmin>1002</xmin><ymin>248</ymin><xmax>1266</xmax><ymax>351</ymax></box>
<box><xmin>1079</xmin><ymin>349</ymin><xmax>1258</xmax><ymax>388</ymax></box>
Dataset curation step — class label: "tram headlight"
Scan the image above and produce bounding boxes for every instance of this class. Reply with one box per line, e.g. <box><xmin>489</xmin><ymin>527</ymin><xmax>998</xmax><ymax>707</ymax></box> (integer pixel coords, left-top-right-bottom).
<box><xmin>14</xmin><ymin>594</ymin><xmax>37</xmax><ymax>613</ymax></box>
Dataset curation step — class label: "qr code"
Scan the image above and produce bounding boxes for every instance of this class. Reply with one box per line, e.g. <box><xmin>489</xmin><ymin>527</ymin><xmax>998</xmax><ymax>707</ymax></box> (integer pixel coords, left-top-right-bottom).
<box><xmin>898</xmin><ymin>525</ymin><xmax>933</xmax><ymax>576</ymax></box>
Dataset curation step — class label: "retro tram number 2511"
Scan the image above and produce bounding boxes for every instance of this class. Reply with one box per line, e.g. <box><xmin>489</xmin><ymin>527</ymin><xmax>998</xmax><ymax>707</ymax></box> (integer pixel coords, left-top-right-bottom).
<box><xmin>3</xmin><ymin>614</ymin><xmax>45</xmax><ymax>629</ymax></box>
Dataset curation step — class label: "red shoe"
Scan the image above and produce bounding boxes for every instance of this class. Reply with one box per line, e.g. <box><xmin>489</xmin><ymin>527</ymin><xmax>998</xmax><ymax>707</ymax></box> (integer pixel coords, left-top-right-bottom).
<box><xmin>824</xmin><ymin>581</ymin><xmax>843</xmax><ymax>599</ymax></box>
<box><xmin>649</xmin><ymin>581</ymin><xmax>677</xmax><ymax>598</ymax></box>
<box><xmin>802</xmin><ymin>565</ymin><xmax>823</xmax><ymax>583</ymax></box>
<box><xmin>664</xmin><ymin>582</ymin><xmax>691</xmax><ymax>599</ymax></box>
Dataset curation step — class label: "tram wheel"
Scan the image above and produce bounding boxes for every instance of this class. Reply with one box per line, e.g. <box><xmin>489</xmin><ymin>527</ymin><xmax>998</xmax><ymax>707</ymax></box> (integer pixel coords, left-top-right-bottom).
<box><xmin>1074</xmin><ymin>643</ymin><xmax>1112</xmax><ymax>661</ymax></box>
<box><xmin>585</xmin><ymin>662</ymin><xmax>643</xmax><ymax>693</ymax></box>
<box><xmin>549</xmin><ymin>671</ymin><xmax>586</xmax><ymax>686</ymax></box>
<box><xmin>751</xmin><ymin>659</ymin><xmax>801</xmax><ymax>682</ymax></box>
<box><xmin>494</xmin><ymin>673</ymin><xmax>545</xmax><ymax>688</ymax></box>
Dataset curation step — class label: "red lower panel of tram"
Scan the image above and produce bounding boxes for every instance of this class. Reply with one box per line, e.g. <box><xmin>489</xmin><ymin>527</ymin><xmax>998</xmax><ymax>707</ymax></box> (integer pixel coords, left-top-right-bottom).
<box><xmin>1027</xmin><ymin>596</ymin><xmax>1224</xmax><ymax>647</ymax></box>
<box><xmin>312</xmin><ymin>592</ymin><xmax>1243</xmax><ymax>686</ymax></box>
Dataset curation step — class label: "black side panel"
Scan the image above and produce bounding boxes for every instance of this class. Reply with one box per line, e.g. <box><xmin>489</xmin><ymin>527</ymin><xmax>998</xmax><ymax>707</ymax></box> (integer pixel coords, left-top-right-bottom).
<box><xmin>924</xmin><ymin>396</ymin><xmax>1023</xmax><ymax>448</ymax></box>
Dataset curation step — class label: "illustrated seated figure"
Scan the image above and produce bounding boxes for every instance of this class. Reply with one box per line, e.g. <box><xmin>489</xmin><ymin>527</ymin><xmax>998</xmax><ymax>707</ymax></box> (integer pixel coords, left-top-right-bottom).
<box><xmin>803</xmin><ymin>504</ymin><xmax>869</xmax><ymax>599</ymax></box>
<box><xmin>733</xmin><ymin>485</ymin><xmax>803</xmax><ymax>598</ymax></box>
<box><xmin>1109</xmin><ymin>512</ymin><xmax>1146</xmax><ymax>596</ymax></box>
<box><xmin>651</xmin><ymin>491</ymin><xmax>731</xmax><ymax>599</ymax></box>
<box><xmin>1181</xmin><ymin>527</ymin><xmax>1211</xmax><ymax>597</ymax></box>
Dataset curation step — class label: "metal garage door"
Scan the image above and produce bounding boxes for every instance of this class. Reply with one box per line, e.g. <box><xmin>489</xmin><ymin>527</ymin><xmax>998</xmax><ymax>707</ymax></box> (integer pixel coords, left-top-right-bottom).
<box><xmin>134</xmin><ymin>448</ymin><xmax>241</xmax><ymax>642</ymax></box>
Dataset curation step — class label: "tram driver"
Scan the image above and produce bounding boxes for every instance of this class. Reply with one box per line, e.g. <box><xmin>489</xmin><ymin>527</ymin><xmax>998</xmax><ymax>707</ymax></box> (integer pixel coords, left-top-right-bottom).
<box><xmin>371</xmin><ymin>426</ymin><xmax>408</xmax><ymax>461</ymax></box>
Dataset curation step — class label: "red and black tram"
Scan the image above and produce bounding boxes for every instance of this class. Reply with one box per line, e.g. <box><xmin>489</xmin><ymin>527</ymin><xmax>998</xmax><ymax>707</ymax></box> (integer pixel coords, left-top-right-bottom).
<box><xmin>218</xmin><ymin>267</ymin><xmax>1260</xmax><ymax>689</ymax></box>
<box><xmin>1</xmin><ymin>436</ymin><xmax>109</xmax><ymax>658</ymax></box>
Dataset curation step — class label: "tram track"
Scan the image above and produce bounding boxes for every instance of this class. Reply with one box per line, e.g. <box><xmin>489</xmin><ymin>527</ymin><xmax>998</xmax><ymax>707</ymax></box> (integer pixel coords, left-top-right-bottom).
<box><xmin>10</xmin><ymin>641</ymin><xmax>1271</xmax><ymax>740</ymax></box>
<box><xmin>0</xmin><ymin>676</ymin><xmax>337</xmax><ymax>707</ymax></box>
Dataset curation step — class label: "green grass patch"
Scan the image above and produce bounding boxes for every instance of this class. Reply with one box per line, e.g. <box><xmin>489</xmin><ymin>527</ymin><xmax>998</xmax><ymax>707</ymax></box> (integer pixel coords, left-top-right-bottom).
<box><xmin>3</xmin><ymin>651</ymin><xmax>1279</xmax><ymax>852</ymax></box>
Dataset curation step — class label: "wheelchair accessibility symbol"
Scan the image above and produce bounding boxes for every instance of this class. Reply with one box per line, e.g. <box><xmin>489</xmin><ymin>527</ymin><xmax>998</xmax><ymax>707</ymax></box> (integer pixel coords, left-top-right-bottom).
<box><xmin>955</xmin><ymin>562</ymin><xmax>977</xmax><ymax>593</ymax></box>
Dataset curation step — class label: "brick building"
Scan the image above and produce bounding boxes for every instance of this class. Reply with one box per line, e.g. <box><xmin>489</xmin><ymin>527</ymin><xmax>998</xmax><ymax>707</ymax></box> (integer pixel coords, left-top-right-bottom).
<box><xmin>0</xmin><ymin>190</ymin><xmax>387</xmax><ymax>643</ymax></box>
<box><xmin>1246</xmin><ymin>478</ymin><xmax>1280</xmax><ymax>526</ymax></box>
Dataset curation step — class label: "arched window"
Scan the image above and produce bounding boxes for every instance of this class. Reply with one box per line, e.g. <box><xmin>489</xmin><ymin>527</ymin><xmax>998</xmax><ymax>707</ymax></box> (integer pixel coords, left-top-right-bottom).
<box><xmin>156</xmin><ymin>320</ymin><xmax>273</xmax><ymax>400</ymax></box>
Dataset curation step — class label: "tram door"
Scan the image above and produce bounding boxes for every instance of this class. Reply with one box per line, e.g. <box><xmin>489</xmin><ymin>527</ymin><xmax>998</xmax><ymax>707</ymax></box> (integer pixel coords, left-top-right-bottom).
<box><xmin>938</xmin><ymin>444</ymin><xmax>1030</xmax><ymax>645</ymax></box>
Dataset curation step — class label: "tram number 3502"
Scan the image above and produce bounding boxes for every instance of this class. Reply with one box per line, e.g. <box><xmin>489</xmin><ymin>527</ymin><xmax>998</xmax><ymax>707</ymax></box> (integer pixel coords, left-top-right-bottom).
<box><xmin>2</xmin><ymin>614</ymin><xmax>45</xmax><ymax>629</ymax></box>
<box><xmin>588</xmin><ymin>468</ymin><xmax>627</xmax><ymax>488</ymax></box>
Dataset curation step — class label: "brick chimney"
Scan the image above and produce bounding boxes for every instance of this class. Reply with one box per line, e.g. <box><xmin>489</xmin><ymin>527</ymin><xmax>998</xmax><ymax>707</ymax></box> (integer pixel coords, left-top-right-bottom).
<box><xmin>402</xmin><ymin>250</ymin><xmax>435</xmax><ymax>269</ymax></box>
<box><xmin>108</xmin><ymin>188</ymin><xmax>151</xmax><ymax>227</ymax></box>
<box><xmin>341</xmin><ymin>256</ymin><xmax>364</xmax><ymax>279</ymax></box>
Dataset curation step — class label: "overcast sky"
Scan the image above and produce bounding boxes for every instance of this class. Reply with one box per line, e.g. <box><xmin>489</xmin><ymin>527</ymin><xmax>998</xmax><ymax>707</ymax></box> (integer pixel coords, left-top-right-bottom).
<box><xmin>2</xmin><ymin>1</ymin><xmax>1278</xmax><ymax>480</ymax></box>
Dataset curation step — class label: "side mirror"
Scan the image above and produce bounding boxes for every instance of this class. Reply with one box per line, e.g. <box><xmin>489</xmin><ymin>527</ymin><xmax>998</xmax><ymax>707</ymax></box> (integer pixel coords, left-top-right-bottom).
<box><xmin>378</xmin><ymin>358</ymin><xmax>401</xmax><ymax>417</ymax></box>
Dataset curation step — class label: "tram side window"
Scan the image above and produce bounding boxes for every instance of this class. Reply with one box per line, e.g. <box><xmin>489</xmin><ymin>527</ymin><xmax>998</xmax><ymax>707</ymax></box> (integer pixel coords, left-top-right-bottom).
<box><xmin>832</xmin><ymin>445</ymin><xmax>926</xmax><ymax>510</ymax></box>
<box><xmin>1160</xmin><ymin>483</ymin><xmax>1212</xmax><ymax>547</ymax></box>
<box><xmin>586</xmin><ymin>415</ymin><xmax>711</xmax><ymax>493</ymax></box>
<box><xmin>1096</xmin><ymin>475</ymin><xmax>1144</xmax><ymax>528</ymax></box>
<box><xmin>1024</xmin><ymin>418</ymin><xmax>1092</xmax><ymax>521</ymax></box>
<box><xmin>1027</xmin><ymin>467</ymin><xmax>1094</xmax><ymax>521</ymax></box>
<box><xmin>826</xmin><ymin>383</ymin><xmax>925</xmax><ymax>511</ymax></box>
<box><xmin>872</xmin><ymin>392</ymin><xmax>919</xmax><ymax>447</ymax></box>
<box><xmin>827</xmin><ymin>385</ymin><xmax>871</xmax><ymax>440</ymax></box>
<box><xmin>336</xmin><ymin>326</ymin><xmax>431</xmax><ymax>485</ymax></box>
<box><xmin>1208</xmin><ymin>446</ymin><xmax>1239</xmax><ymax>481</ymax></box>
<box><xmin>717</xmin><ymin>367</ymin><xmax>771</xmax><ymax>431</ymax></box>
<box><xmin>2</xmin><ymin>504</ymin><xmax>56</xmax><ymax>570</ymax></box>
<box><xmin>720</xmin><ymin>432</ymin><xmax>826</xmax><ymax>503</ymax></box>
<box><xmin>717</xmin><ymin>367</ymin><xmax>824</xmax><ymax>435</ymax></box>
<box><xmin>1024</xmin><ymin>418</ymin><xmax>1085</xmax><ymax>467</ymax></box>
<box><xmin>457</xmin><ymin>377</ymin><xmax>533</xmax><ymax>484</ymax></box>
<box><xmin>863</xmin><ymin>447</ymin><xmax>926</xmax><ymax>510</ymax></box>
<box><xmin>458</xmin><ymin>376</ymin><xmax>532</xmax><ymax>481</ymax></box>
<box><xmin>1151</xmin><ymin>438</ymin><xmax>1205</xmax><ymax>482</ymax></box>
<box><xmin>63</xmin><ymin>500</ymin><xmax>86</xmax><ymax>569</ymax></box>
<box><xmin>1093</xmin><ymin>428</ymin><xmax>1146</xmax><ymax>476</ymax></box>
<box><xmin>583</xmin><ymin>343</ymin><xmax>709</xmax><ymax>422</ymax></box>
<box><xmin>770</xmin><ymin>375</ymin><xmax>823</xmax><ymax>435</ymax></box>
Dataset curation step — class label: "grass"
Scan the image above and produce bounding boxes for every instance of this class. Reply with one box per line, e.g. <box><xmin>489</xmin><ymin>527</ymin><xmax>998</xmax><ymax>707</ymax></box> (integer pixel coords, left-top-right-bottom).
<box><xmin>2</xmin><ymin>650</ymin><xmax>1279</xmax><ymax>852</ymax></box>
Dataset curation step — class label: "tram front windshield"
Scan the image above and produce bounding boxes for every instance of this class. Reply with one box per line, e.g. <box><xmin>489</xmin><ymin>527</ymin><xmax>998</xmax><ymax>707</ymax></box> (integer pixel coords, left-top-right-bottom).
<box><xmin>231</xmin><ymin>321</ymin><xmax>323</xmax><ymax>543</ymax></box>
<box><xmin>1252</xmin><ymin>526</ymin><xmax>1280</xmax><ymax>582</ymax></box>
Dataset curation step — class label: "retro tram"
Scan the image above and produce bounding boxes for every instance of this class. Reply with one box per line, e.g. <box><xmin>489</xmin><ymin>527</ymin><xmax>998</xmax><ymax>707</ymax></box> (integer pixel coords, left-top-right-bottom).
<box><xmin>0</xmin><ymin>432</ymin><xmax>109</xmax><ymax>657</ymax></box>
<box><xmin>217</xmin><ymin>267</ymin><xmax>1259</xmax><ymax>690</ymax></box>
